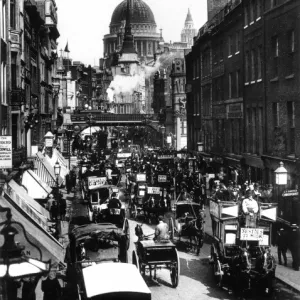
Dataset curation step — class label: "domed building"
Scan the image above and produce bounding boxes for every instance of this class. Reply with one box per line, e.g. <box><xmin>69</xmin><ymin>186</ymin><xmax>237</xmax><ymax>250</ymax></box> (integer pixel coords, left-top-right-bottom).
<box><xmin>103</xmin><ymin>0</ymin><xmax>161</xmax><ymax>61</ymax></box>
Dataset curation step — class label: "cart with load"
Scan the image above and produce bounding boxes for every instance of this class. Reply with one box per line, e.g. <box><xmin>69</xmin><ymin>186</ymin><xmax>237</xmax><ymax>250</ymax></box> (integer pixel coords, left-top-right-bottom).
<box><xmin>129</xmin><ymin>173</ymin><xmax>147</xmax><ymax>220</ymax></box>
<box><xmin>168</xmin><ymin>200</ymin><xmax>204</xmax><ymax>255</ymax></box>
<box><xmin>209</xmin><ymin>198</ymin><xmax>277</xmax><ymax>297</ymax></box>
<box><xmin>132</xmin><ymin>224</ymin><xmax>180</xmax><ymax>288</ymax></box>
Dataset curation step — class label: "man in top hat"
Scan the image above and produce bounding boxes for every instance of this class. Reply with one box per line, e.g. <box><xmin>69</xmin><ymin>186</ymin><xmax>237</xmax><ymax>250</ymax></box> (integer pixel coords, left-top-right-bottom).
<box><xmin>289</xmin><ymin>224</ymin><xmax>300</xmax><ymax>271</ymax></box>
<box><xmin>276</xmin><ymin>228</ymin><xmax>288</xmax><ymax>266</ymax></box>
<box><xmin>41</xmin><ymin>264</ymin><xmax>62</xmax><ymax>300</ymax></box>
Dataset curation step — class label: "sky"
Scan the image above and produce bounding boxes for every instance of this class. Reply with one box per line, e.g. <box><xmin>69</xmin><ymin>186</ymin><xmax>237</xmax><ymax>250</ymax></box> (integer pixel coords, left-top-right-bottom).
<box><xmin>55</xmin><ymin>0</ymin><xmax>208</xmax><ymax>66</ymax></box>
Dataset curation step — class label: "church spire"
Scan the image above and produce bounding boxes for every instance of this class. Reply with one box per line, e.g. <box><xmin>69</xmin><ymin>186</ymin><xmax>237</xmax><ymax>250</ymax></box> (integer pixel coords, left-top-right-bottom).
<box><xmin>185</xmin><ymin>8</ymin><xmax>193</xmax><ymax>23</ymax></box>
<box><xmin>121</xmin><ymin>0</ymin><xmax>137</xmax><ymax>54</ymax></box>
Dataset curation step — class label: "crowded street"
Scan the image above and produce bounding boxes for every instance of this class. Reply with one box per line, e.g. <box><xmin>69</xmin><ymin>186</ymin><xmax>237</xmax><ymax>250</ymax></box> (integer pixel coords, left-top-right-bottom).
<box><xmin>1</xmin><ymin>0</ymin><xmax>300</xmax><ymax>300</ymax></box>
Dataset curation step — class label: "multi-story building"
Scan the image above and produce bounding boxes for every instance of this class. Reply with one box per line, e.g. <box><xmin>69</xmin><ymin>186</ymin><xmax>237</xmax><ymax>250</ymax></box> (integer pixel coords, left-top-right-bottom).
<box><xmin>0</xmin><ymin>0</ymin><xmax>8</xmax><ymax>136</ymax></box>
<box><xmin>262</xmin><ymin>0</ymin><xmax>300</xmax><ymax>189</ymax></box>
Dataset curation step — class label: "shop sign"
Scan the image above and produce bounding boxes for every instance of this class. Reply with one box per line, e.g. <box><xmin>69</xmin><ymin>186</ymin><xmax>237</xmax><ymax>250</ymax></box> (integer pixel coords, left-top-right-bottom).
<box><xmin>210</xmin><ymin>201</ymin><xmax>219</xmax><ymax>218</ymax></box>
<box><xmin>158</xmin><ymin>155</ymin><xmax>174</xmax><ymax>160</ymax></box>
<box><xmin>282</xmin><ymin>190</ymin><xmax>299</xmax><ymax>197</ymax></box>
<box><xmin>147</xmin><ymin>187</ymin><xmax>161</xmax><ymax>194</ymax></box>
<box><xmin>0</xmin><ymin>136</ymin><xmax>12</xmax><ymax>169</ymax></box>
<box><xmin>117</xmin><ymin>153</ymin><xmax>131</xmax><ymax>158</ymax></box>
<box><xmin>213</xmin><ymin>105</ymin><xmax>226</xmax><ymax>119</ymax></box>
<box><xmin>240</xmin><ymin>228</ymin><xmax>264</xmax><ymax>241</ymax></box>
<box><xmin>45</xmin><ymin>138</ymin><xmax>53</xmax><ymax>147</ymax></box>
<box><xmin>87</xmin><ymin>177</ymin><xmax>106</xmax><ymax>190</ymax></box>
<box><xmin>158</xmin><ymin>175</ymin><xmax>167</xmax><ymax>183</ymax></box>
<box><xmin>227</xmin><ymin>103</ymin><xmax>243</xmax><ymax>119</ymax></box>
<box><xmin>136</xmin><ymin>174</ymin><xmax>146</xmax><ymax>182</ymax></box>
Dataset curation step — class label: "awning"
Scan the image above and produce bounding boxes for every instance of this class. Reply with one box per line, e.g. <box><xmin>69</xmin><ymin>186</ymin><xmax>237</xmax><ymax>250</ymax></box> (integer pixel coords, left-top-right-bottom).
<box><xmin>21</xmin><ymin>170</ymin><xmax>52</xmax><ymax>200</ymax></box>
<box><xmin>0</xmin><ymin>195</ymin><xmax>65</xmax><ymax>264</ymax></box>
<box><xmin>45</xmin><ymin>149</ymin><xmax>68</xmax><ymax>181</ymax></box>
<box><xmin>34</xmin><ymin>152</ymin><xmax>63</xmax><ymax>187</ymax></box>
<box><xmin>7</xmin><ymin>179</ymin><xmax>50</xmax><ymax>222</ymax></box>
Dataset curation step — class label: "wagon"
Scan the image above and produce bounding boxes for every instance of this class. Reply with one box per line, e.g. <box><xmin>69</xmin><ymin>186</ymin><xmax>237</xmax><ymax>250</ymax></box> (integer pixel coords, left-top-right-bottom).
<box><xmin>209</xmin><ymin>198</ymin><xmax>277</xmax><ymax>297</ymax></box>
<box><xmin>132</xmin><ymin>226</ymin><xmax>180</xmax><ymax>288</ymax></box>
<box><xmin>168</xmin><ymin>201</ymin><xmax>204</xmax><ymax>254</ymax></box>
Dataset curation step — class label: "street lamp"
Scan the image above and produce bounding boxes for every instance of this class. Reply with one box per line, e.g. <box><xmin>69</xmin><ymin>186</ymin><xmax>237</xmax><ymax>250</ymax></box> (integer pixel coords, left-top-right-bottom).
<box><xmin>197</xmin><ymin>142</ymin><xmax>204</xmax><ymax>152</ymax></box>
<box><xmin>160</xmin><ymin>125</ymin><xmax>165</xmax><ymax>148</ymax></box>
<box><xmin>0</xmin><ymin>206</ymin><xmax>50</xmax><ymax>299</ymax></box>
<box><xmin>274</xmin><ymin>161</ymin><xmax>288</xmax><ymax>185</ymax></box>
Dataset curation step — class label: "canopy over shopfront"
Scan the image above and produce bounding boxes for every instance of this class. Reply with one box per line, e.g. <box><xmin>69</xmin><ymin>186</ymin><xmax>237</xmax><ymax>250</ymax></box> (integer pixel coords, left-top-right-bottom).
<box><xmin>34</xmin><ymin>152</ymin><xmax>64</xmax><ymax>187</ymax></box>
<box><xmin>21</xmin><ymin>170</ymin><xmax>52</xmax><ymax>200</ymax></box>
<box><xmin>45</xmin><ymin>148</ymin><xmax>69</xmax><ymax>180</ymax></box>
<box><xmin>0</xmin><ymin>195</ymin><xmax>65</xmax><ymax>264</ymax></box>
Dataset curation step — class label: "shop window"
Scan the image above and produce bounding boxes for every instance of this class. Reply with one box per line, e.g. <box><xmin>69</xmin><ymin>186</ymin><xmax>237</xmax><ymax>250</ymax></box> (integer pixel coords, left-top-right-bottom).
<box><xmin>10</xmin><ymin>0</ymin><xmax>16</xmax><ymax>29</ymax></box>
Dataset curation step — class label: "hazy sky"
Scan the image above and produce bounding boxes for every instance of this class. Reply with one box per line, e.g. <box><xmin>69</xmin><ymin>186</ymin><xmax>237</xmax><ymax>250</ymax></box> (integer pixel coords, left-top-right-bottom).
<box><xmin>55</xmin><ymin>0</ymin><xmax>207</xmax><ymax>66</ymax></box>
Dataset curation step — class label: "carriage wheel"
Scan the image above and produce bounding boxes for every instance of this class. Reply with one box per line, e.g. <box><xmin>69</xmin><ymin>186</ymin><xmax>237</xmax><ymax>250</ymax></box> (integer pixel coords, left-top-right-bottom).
<box><xmin>132</xmin><ymin>251</ymin><xmax>140</xmax><ymax>272</ymax></box>
<box><xmin>123</xmin><ymin>218</ymin><xmax>130</xmax><ymax>250</ymax></box>
<box><xmin>169</xmin><ymin>218</ymin><xmax>174</xmax><ymax>241</ymax></box>
<box><xmin>170</xmin><ymin>248</ymin><xmax>180</xmax><ymax>288</ymax></box>
<box><xmin>214</xmin><ymin>259</ymin><xmax>223</xmax><ymax>287</ymax></box>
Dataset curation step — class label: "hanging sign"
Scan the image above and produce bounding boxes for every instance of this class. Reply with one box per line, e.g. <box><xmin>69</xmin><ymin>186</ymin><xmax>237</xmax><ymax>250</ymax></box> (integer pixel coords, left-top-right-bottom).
<box><xmin>147</xmin><ymin>187</ymin><xmax>161</xmax><ymax>194</ymax></box>
<box><xmin>158</xmin><ymin>175</ymin><xmax>167</xmax><ymax>183</ymax></box>
<box><xmin>158</xmin><ymin>155</ymin><xmax>174</xmax><ymax>160</ymax></box>
<box><xmin>45</xmin><ymin>138</ymin><xmax>53</xmax><ymax>147</ymax></box>
<box><xmin>117</xmin><ymin>153</ymin><xmax>131</xmax><ymax>158</ymax></box>
<box><xmin>0</xmin><ymin>136</ymin><xmax>12</xmax><ymax>169</ymax></box>
<box><xmin>240</xmin><ymin>228</ymin><xmax>264</xmax><ymax>241</ymax></box>
<box><xmin>87</xmin><ymin>177</ymin><xmax>107</xmax><ymax>190</ymax></box>
<box><xmin>136</xmin><ymin>173</ymin><xmax>146</xmax><ymax>182</ymax></box>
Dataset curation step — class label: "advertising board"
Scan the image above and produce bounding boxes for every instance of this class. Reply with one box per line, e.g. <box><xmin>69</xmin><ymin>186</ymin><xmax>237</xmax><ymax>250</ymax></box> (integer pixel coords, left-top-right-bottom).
<box><xmin>240</xmin><ymin>228</ymin><xmax>264</xmax><ymax>241</ymax></box>
<box><xmin>0</xmin><ymin>136</ymin><xmax>12</xmax><ymax>169</ymax></box>
<box><xmin>88</xmin><ymin>177</ymin><xmax>107</xmax><ymax>190</ymax></box>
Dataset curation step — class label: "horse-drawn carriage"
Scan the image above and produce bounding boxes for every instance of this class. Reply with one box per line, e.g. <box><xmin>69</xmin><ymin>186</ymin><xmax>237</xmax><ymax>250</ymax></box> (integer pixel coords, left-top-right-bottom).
<box><xmin>168</xmin><ymin>200</ymin><xmax>205</xmax><ymax>254</ymax></box>
<box><xmin>66</xmin><ymin>223</ymin><xmax>138</xmax><ymax>300</ymax></box>
<box><xmin>132</xmin><ymin>224</ymin><xmax>180</xmax><ymax>288</ymax></box>
<box><xmin>209</xmin><ymin>198</ymin><xmax>277</xmax><ymax>297</ymax></box>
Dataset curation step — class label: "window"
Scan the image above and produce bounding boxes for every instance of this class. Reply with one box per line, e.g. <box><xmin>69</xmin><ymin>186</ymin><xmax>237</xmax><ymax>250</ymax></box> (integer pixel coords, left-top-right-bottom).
<box><xmin>228</xmin><ymin>35</ymin><xmax>233</xmax><ymax>56</ymax></box>
<box><xmin>246</xmin><ymin>108</ymin><xmax>252</xmax><ymax>152</ymax></box>
<box><xmin>256</xmin><ymin>0</ymin><xmax>261</xmax><ymax>18</ymax></box>
<box><xmin>235</xmin><ymin>31</ymin><xmax>240</xmax><ymax>53</ymax></box>
<box><xmin>251</xmin><ymin>49</ymin><xmax>256</xmax><ymax>81</ymax></box>
<box><xmin>289</xmin><ymin>30</ymin><xmax>295</xmax><ymax>53</ymax></box>
<box><xmin>229</xmin><ymin>73</ymin><xmax>232</xmax><ymax>99</ymax></box>
<box><xmin>245</xmin><ymin>52</ymin><xmax>249</xmax><ymax>83</ymax></box>
<box><xmin>244</xmin><ymin>4</ymin><xmax>249</xmax><ymax>26</ymax></box>
<box><xmin>257</xmin><ymin>46</ymin><xmax>262</xmax><ymax>79</ymax></box>
<box><xmin>271</xmin><ymin>0</ymin><xmax>277</xmax><ymax>8</ymax></box>
<box><xmin>220</xmin><ymin>40</ymin><xmax>224</xmax><ymax>61</ymax></box>
<box><xmin>272</xmin><ymin>102</ymin><xmax>279</xmax><ymax>127</ymax></box>
<box><xmin>181</xmin><ymin>121</ymin><xmax>187</xmax><ymax>135</ymax></box>
<box><xmin>252</xmin><ymin>108</ymin><xmax>257</xmax><ymax>154</ymax></box>
<box><xmin>10</xmin><ymin>0</ymin><xmax>16</xmax><ymax>29</ymax></box>
<box><xmin>272</xmin><ymin>36</ymin><xmax>279</xmax><ymax>77</ymax></box>
<box><xmin>250</xmin><ymin>0</ymin><xmax>254</xmax><ymax>23</ymax></box>
<box><xmin>236</xmin><ymin>70</ymin><xmax>240</xmax><ymax>97</ymax></box>
<box><xmin>287</xmin><ymin>101</ymin><xmax>295</xmax><ymax>154</ymax></box>
<box><xmin>11</xmin><ymin>52</ymin><xmax>17</xmax><ymax>88</ymax></box>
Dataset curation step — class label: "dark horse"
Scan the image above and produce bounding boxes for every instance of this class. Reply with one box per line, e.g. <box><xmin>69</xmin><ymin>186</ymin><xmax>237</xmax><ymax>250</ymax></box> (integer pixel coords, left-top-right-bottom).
<box><xmin>181</xmin><ymin>214</ymin><xmax>205</xmax><ymax>255</ymax></box>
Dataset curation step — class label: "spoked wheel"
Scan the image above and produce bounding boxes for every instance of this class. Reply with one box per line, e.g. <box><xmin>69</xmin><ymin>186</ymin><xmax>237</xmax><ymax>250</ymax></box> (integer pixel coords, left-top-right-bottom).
<box><xmin>132</xmin><ymin>251</ymin><xmax>140</xmax><ymax>272</ymax></box>
<box><xmin>214</xmin><ymin>259</ymin><xmax>223</xmax><ymax>287</ymax></box>
<box><xmin>170</xmin><ymin>248</ymin><xmax>180</xmax><ymax>288</ymax></box>
<box><xmin>169</xmin><ymin>218</ymin><xmax>174</xmax><ymax>241</ymax></box>
<box><xmin>123</xmin><ymin>218</ymin><xmax>130</xmax><ymax>250</ymax></box>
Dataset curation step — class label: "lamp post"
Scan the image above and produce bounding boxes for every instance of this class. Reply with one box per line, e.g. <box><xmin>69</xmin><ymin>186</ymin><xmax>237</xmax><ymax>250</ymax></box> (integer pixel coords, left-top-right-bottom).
<box><xmin>54</xmin><ymin>160</ymin><xmax>61</xmax><ymax>219</ymax></box>
<box><xmin>160</xmin><ymin>125</ymin><xmax>165</xmax><ymax>148</ymax></box>
<box><xmin>197</xmin><ymin>142</ymin><xmax>204</xmax><ymax>153</ymax></box>
<box><xmin>65</xmin><ymin>127</ymin><xmax>74</xmax><ymax>170</ymax></box>
<box><xmin>0</xmin><ymin>206</ymin><xmax>50</xmax><ymax>300</ymax></box>
<box><xmin>274</xmin><ymin>161</ymin><xmax>288</xmax><ymax>213</ymax></box>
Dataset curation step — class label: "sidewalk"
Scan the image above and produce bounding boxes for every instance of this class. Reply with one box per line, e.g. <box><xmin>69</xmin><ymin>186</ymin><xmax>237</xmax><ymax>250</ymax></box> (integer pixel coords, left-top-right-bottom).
<box><xmin>204</xmin><ymin>206</ymin><xmax>300</xmax><ymax>292</ymax></box>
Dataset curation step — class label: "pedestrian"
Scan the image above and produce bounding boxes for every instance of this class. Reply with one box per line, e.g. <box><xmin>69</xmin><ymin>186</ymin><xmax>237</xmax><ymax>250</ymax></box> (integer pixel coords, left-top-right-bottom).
<box><xmin>41</xmin><ymin>265</ymin><xmax>62</xmax><ymax>300</ymax></box>
<box><xmin>60</xmin><ymin>197</ymin><xmax>66</xmax><ymax>221</ymax></box>
<box><xmin>289</xmin><ymin>224</ymin><xmax>300</xmax><ymax>271</ymax></box>
<box><xmin>21</xmin><ymin>276</ymin><xmax>39</xmax><ymax>300</ymax></box>
<box><xmin>51</xmin><ymin>201</ymin><xmax>58</xmax><ymax>221</ymax></box>
<box><xmin>276</xmin><ymin>228</ymin><xmax>288</xmax><ymax>266</ymax></box>
<box><xmin>65</xmin><ymin>173</ymin><xmax>71</xmax><ymax>194</ymax></box>
<box><xmin>47</xmin><ymin>194</ymin><xmax>55</xmax><ymax>218</ymax></box>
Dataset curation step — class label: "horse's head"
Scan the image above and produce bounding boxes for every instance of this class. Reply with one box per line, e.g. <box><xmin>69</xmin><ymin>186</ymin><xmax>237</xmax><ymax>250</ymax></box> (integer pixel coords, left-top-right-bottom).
<box><xmin>135</xmin><ymin>224</ymin><xmax>144</xmax><ymax>239</ymax></box>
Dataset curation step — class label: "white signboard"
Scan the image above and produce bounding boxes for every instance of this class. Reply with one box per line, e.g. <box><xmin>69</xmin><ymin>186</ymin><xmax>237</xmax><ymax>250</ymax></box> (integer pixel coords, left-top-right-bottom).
<box><xmin>158</xmin><ymin>155</ymin><xmax>174</xmax><ymax>160</ymax></box>
<box><xmin>0</xmin><ymin>136</ymin><xmax>12</xmax><ymax>169</ymax></box>
<box><xmin>158</xmin><ymin>175</ymin><xmax>167</xmax><ymax>183</ymax></box>
<box><xmin>167</xmin><ymin>136</ymin><xmax>172</xmax><ymax>143</ymax></box>
<box><xmin>240</xmin><ymin>228</ymin><xmax>264</xmax><ymax>241</ymax></box>
<box><xmin>147</xmin><ymin>187</ymin><xmax>161</xmax><ymax>194</ymax></box>
<box><xmin>136</xmin><ymin>174</ymin><xmax>146</xmax><ymax>182</ymax></box>
<box><xmin>117</xmin><ymin>153</ymin><xmax>131</xmax><ymax>158</ymax></box>
<box><xmin>88</xmin><ymin>177</ymin><xmax>107</xmax><ymax>190</ymax></box>
<box><xmin>45</xmin><ymin>138</ymin><xmax>53</xmax><ymax>147</ymax></box>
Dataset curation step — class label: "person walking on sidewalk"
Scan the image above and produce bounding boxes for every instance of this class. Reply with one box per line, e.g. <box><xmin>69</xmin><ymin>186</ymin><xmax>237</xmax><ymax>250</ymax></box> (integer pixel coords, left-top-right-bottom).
<box><xmin>276</xmin><ymin>228</ymin><xmax>288</xmax><ymax>266</ymax></box>
<box><xmin>289</xmin><ymin>224</ymin><xmax>300</xmax><ymax>271</ymax></box>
